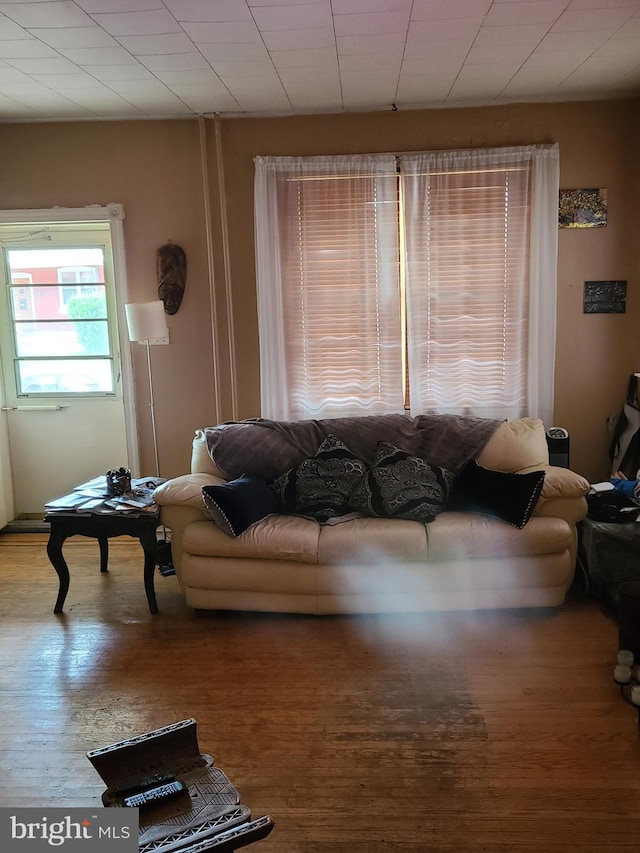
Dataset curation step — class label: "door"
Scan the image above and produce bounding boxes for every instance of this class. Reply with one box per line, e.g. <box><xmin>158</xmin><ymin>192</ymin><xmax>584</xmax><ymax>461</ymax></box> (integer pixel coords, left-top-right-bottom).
<box><xmin>0</xmin><ymin>207</ymin><xmax>138</xmax><ymax>517</ymax></box>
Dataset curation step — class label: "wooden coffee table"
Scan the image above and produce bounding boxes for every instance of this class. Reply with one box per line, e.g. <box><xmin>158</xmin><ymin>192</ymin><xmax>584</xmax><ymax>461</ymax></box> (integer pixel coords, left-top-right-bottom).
<box><xmin>45</xmin><ymin>508</ymin><xmax>161</xmax><ymax>615</ymax></box>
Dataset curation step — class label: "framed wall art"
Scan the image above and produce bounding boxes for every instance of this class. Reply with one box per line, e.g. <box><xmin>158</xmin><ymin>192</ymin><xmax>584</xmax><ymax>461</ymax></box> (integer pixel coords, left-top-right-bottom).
<box><xmin>559</xmin><ymin>188</ymin><xmax>608</xmax><ymax>228</ymax></box>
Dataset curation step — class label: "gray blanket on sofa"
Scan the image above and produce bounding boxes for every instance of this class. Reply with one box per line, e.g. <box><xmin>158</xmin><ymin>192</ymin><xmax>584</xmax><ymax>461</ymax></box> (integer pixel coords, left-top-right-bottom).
<box><xmin>205</xmin><ymin>413</ymin><xmax>502</xmax><ymax>481</ymax></box>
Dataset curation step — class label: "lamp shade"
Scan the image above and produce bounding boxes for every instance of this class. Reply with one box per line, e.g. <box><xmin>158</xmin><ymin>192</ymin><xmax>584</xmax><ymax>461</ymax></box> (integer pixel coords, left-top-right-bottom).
<box><xmin>125</xmin><ymin>300</ymin><xmax>168</xmax><ymax>342</ymax></box>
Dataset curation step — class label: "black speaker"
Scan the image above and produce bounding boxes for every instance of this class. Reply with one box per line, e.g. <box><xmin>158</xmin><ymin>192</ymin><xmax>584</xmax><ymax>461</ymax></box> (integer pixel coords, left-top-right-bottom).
<box><xmin>546</xmin><ymin>427</ymin><xmax>570</xmax><ymax>468</ymax></box>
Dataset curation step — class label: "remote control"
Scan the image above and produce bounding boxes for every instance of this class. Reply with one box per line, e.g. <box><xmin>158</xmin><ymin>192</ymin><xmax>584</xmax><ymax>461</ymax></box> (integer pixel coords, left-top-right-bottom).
<box><xmin>123</xmin><ymin>779</ymin><xmax>187</xmax><ymax>807</ymax></box>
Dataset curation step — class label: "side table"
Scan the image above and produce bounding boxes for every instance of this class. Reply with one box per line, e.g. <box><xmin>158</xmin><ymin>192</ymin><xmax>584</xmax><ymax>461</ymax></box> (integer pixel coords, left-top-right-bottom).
<box><xmin>45</xmin><ymin>509</ymin><xmax>161</xmax><ymax>615</ymax></box>
<box><xmin>578</xmin><ymin>516</ymin><xmax>640</xmax><ymax>612</ymax></box>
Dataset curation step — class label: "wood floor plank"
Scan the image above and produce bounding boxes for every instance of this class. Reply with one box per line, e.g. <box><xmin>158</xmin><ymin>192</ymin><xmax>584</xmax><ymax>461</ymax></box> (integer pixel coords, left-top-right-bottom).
<box><xmin>0</xmin><ymin>532</ymin><xmax>637</xmax><ymax>851</ymax></box>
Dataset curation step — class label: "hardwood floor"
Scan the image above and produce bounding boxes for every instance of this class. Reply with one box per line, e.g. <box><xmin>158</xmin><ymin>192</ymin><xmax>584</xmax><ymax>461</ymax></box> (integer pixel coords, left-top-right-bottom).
<box><xmin>0</xmin><ymin>532</ymin><xmax>637</xmax><ymax>852</ymax></box>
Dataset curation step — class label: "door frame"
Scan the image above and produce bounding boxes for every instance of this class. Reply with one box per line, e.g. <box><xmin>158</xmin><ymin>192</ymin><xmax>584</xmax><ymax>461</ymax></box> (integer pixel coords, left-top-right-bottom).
<box><xmin>0</xmin><ymin>204</ymin><xmax>140</xmax><ymax>517</ymax></box>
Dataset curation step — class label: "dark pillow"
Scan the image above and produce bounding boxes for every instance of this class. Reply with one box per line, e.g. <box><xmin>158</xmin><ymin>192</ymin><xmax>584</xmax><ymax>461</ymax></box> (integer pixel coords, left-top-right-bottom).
<box><xmin>449</xmin><ymin>460</ymin><xmax>545</xmax><ymax>528</ymax></box>
<box><xmin>202</xmin><ymin>475</ymin><xmax>281</xmax><ymax>537</ymax></box>
<box><xmin>270</xmin><ymin>434</ymin><xmax>368</xmax><ymax>522</ymax></box>
<box><xmin>350</xmin><ymin>441</ymin><xmax>454</xmax><ymax>523</ymax></box>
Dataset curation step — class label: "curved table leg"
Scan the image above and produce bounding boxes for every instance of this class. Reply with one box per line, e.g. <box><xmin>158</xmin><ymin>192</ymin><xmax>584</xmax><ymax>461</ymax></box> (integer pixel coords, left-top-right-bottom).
<box><xmin>139</xmin><ymin>527</ymin><xmax>159</xmax><ymax>615</ymax></box>
<box><xmin>47</xmin><ymin>530</ymin><xmax>70</xmax><ymax>615</ymax></box>
<box><xmin>98</xmin><ymin>536</ymin><xmax>109</xmax><ymax>573</ymax></box>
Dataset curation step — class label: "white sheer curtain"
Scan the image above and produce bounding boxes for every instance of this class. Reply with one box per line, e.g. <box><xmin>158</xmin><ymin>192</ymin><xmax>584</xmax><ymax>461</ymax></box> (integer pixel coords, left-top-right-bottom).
<box><xmin>401</xmin><ymin>144</ymin><xmax>559</xmax><ymax>425</ymax></box>
<box><xmin>255</xmin><ymin>154</ymin><xmax>403</xmax><ymax>420</ymax></box>
<box><xmin>255</xmin><ymin>144</ymin><xmax>559</xmax><ymax>425</ymax></box>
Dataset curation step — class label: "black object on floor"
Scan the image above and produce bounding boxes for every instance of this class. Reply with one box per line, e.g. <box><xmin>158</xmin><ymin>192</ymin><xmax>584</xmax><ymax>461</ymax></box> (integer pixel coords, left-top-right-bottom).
<box><xmin>157</xmin><ymin>538</ymin><xmax>175</xmax><ymax>576</ymax></box>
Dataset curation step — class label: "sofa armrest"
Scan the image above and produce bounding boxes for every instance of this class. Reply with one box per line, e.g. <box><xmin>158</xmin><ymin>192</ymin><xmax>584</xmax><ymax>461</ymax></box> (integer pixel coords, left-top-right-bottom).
<box><xmin>518</xmin><ymin>465</ymin><xmax>590</xmax><ymax>524</ymax></box>
<box><xmin>153</xmin><ymin>473</ymin><xmax>225</xmax><ymax>511</ymax></box>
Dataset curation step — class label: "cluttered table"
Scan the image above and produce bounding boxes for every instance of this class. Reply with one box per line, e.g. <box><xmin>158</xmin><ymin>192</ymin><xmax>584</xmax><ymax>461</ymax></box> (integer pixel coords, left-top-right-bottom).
<box><xmin>44</xmin><ymin>474</ymin><xmax>165</xmax><ymax>615</ymax></box>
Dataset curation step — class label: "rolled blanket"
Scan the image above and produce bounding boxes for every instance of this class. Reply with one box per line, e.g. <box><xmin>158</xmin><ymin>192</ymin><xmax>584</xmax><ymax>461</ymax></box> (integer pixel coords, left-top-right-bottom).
<box><xmin>205</xmin><ymin>413</ymin><xmax>501</xmax><ymax>481</ymax></box>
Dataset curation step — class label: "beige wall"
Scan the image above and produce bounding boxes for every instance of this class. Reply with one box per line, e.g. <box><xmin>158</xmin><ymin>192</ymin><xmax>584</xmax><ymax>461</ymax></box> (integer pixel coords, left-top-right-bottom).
<box><xmin>1</xmin><ymin>98</ymin><xmax>638</xmax><ymax>482</ymax></box>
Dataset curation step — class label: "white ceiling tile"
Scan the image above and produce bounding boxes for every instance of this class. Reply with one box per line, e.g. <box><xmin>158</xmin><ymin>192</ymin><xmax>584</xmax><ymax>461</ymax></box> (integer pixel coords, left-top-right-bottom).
<box><xmin>523</xmin><ymin>46</ymin><xmax>592</xmax><ymax>66</ymax></box>
<box><xmin>153</xmin><ymin>68</ymin><xmax>223</xmax><ymax>85</ymax></box>
<box><xmin>6</xmin><ymin>55</ymin><xmax>87</xmax><ymax>74</ymax></box>
<box><xmin>567</xmin><ymin>0</ymin><xmax>640</xmax><ymax>8</ymax></box>
<box><xmin>75</xmin><ymin>0</ymin><xmax>164</xmax><ymax>12</ymax></box>
<box><xmin>91</xmin><ymin>11</ymin><xmax>182</xmax><ymax>38</ymax></box>
<box><xmin>0</xmin><ymin>2</ymin><xmax>93</xmax><ymax>28</ymax></box>
<box><xmin>59</xmin><ymin>46</ymin><xmax>139</xmax><ymax>65</ymax></box>
<box><xmin>407</xmin><ymin>17</ymin><xmax>483</xmax><ymax>40</ymax></box>
<box><xmin>537</xmin><ymin>28</ymin><xmax>614</xmax><ymax>50</ymax></box>
<box><xmin>552</xmin><ymin>7</ymin><xmax>635</xmax><ymax>30</ymax></box>
<box><xmin>209</xmin><ymin>59</ymin><xmax>278</xmax><ymax>77</ymax></box>
<box><xmin>395</xmin><ymin>73</ymin><xmax>455</xmax><ymax>102</ymax></box>
<box><xmin>116</xmin><ymin>34</ymin><xmax>197</xmax><ymax>55</ymax></box>
<box><xmin>270</xmin><ymin>46</ymin><xmax>337</xmax><ymax>67</ymax></box>
<box><xmin>180</xmin><ymin>21</ymin><xmax>261</xmax><ymax>42</ymax></box>
<box><xmin>403</xmin><ymin>37</ymin><xmax>473</xmax><ymax>59</ymax></box>
<box><xmin>278</xmin><ymin>64</ymin><xmax>339</xmax><ymax>83</ymax></box>
<box><xmin>99</xmin><ymin>78</ymin><xmax>169</xmax><ymax>95</ymax></box>
<box><xmin>251</xmin><ymin>3</ymin><xmax>333</xmax><ymax>30</ymax></box>
<box><xmin>0</xmin><ymin>79</ymin><xmax>68</xmax><ymax>96</ymax></box>
<box><xmin>28</xmin><ymin>27</ymin><xmax>119</xmax><ymax>50</ymax></box>
<box><xmin>484</xmin><ymin>1</ymin><xmax>571</xmax><ymax>26</ymax></box>
<box><xmin>167</xmin><ymin>86</ymin><xmax>243</xmax><ymax>113</ymax></box>
<box><xmin>334</xmin><ymin>11</ymin><xmax>410</xmax><ymax>37</ymax></box>
<box><xmin>333</xmin><ymin>0</ymin><xmax>411</xmax><ymax>12</ymax></box>
<box><xmin>447</xmin><ymin>77</ymin><xmax>504</xmax><ymax>99</ymax></box>
<box><xmin>411</xmin><ymin>0</ymin><xmax>493</xmax><ymax>20</ymax></box>
<box><xmin>337</xmin><ymin>32</ymin><xmax>407</xmax><ymax>53</ymax></box>
<box><xmin>0</xmin><ymin>39</ymin><xmax>58</xmax><ymax>59</ymax></box>
<box><xmin>339</xmin><ymin>52</ymin><xmax>401</xmax><ymax>72</ymax></box>
<box><xmin>90</xmin><ymin>65</ymin><xmax>154</xmax><ymax>81</ymax></box>
<box><xmin>457</xmin><ymin>63</ymin><xmax>518</xmax><ymax>83</ymax></box>
<box><xmin>0</xmin><ymin>16</ymin><xmax>29</xmax><ymax>39</ymax></box>
<box><xmin>140</xmin><ymin>53</ymin><xmax>209</xmax><ymax>72</ymax></box>
<box><xmin>467</xmin><ymin>43</ymin><xmax>535</xmax><ymax>62</ymax></box>
<box><xmin>248</xmin><ymin>0</ymin><xmax>320</xmax><ymax>5</ymax></box>
<box><xmin>0</xmin><ymin>64</ymin><xmax>31</xmax><ymax>82</ymax></box>
<box><xmin>611</xmin><ymin>17</ymin><xmax>640</xmax><ymax>37</ymax></box>
<box><xmin>473</xmin><ymin>23</ymin><xmax>556</xmax><ymax>45</ymax></box>
<box><xmin>597</xmin><ymin>34</ymin><xmax>640</xmax><ymax>53</ymax></box>
<box><xmin>261</xmin><ymin>27</ymin><xmax>335</xmax><ymax>49</ymax></box>
<box><xmin>400</xmin><ymin>57</ymin><xmax>464</xmax><ymax>74</ymax></box>
<box><xmin>198</xmin><ymin>42</ymin><xmax>270</xmax><ymax>61</ymax></box>
<box><xmin>163</xmin><ymin>0</ymin><xmax>253</xmax><ymax>21</ymax></box>
<box><xmin>0</xmin><ymin>0</ymin><xmax>636</xmax><ymax>120</ymax></box>
<box><xmin>30</xmin><ymin>72</ymin><xmax>101</xmax><ymax>88</ymax></box>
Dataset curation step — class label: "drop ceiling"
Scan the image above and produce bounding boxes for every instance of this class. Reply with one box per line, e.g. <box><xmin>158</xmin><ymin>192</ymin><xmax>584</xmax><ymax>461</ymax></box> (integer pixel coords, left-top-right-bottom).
<box><xmin>0</xmin><ymin>0</ymin><xmax>638</xmax><ymax>122</ymax></box>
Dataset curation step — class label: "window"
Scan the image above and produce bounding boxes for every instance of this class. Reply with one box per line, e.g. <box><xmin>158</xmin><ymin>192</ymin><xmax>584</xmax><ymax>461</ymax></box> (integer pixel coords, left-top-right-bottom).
<box><xmin>0</xmin><ymin>223</ymin><xmax>119</xmax><ymax>396</ymax></box>
<box><xmin>255</xmin><ymin>145</ymin><xmax>559</xmax><ymax>424</ymax></box>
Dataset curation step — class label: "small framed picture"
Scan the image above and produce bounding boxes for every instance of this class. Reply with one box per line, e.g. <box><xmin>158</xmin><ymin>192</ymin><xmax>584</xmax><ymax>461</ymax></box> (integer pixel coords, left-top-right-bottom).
<box><xmin>559</xmin><ymin>188</ymin><xmax>608</xmax><ymax>228</ymax></box>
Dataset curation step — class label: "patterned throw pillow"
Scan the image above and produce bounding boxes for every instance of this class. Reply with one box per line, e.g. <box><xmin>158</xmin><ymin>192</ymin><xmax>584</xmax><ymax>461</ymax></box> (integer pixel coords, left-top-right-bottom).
<box><xmin>270</xmin><ymin>434</ymin><xmax>368</xmax><ymax>522</ymax></box>
<box><xmin>448</xmin><ymin>460</ymin><xmax>545</xmax><ymax>528</ymax></box>
<box><xmin>350</xmin><ymin>441</ymin><xmax>454</xmax><ymax>523</ymax></box>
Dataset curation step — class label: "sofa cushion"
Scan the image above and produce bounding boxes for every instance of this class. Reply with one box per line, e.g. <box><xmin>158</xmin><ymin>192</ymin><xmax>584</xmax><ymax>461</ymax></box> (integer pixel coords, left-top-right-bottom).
<box><xmin>202</xmin><ymin>475</ymin><xmax>281</xmax><ymax>536</ymax></box>
<box><xmin>270</xmin><ymin>434</ymin><xmax>368</xmax><ymax>522</ymax></box>
<box><xmin>350</xmin><ymin>441</ymin><xmax>454</xmax><ymax>523</ymax></box>
<box><xmin>477</xmin><ymin>417</ymin><xmax>548</xmax><ymax>473</ymax></box>
<box><xmin>449</xmin><ymin>460</ymin><xmax>545</xmax><ymax>528</ymax></box>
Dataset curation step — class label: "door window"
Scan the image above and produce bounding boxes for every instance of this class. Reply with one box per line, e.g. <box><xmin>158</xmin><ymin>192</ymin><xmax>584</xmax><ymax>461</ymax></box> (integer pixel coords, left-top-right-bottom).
<box><xmin>1</xmin><ymin>227</ymin><xmax>119</xmax><ymax>397</ymax></box>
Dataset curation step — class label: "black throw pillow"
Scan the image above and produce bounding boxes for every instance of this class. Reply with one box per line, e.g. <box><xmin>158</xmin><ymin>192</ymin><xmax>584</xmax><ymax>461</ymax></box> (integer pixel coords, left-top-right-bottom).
<box><xmin>449</xmin><ymin>460</ymin><xmax>545</xmax><ymax>528</ymax></box>
<box><xmin>202</xmin><ymin>475</ymin><xmax>281</xmax><ymax>537</ymax></box>
<box><xmin>350</xmin><ymin>441</ymin><xmax>454</xmax><ymax>523</ymax></box>
<box><xmin>270</xmin><ymin>434</ymin><xmax>368</xmax><ymax>522</ymax></box>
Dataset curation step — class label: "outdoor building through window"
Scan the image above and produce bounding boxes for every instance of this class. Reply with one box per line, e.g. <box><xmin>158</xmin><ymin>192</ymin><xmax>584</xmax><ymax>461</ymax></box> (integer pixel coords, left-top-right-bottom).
<box><xmin>0</xmin><ymin>222</ymin><xmax>119</xmax><ymax>397</ymax></box>
<box><xmin>254</xmin><ymin>144</ymin><xmax>559</xmax><ymax>426</ymax></box>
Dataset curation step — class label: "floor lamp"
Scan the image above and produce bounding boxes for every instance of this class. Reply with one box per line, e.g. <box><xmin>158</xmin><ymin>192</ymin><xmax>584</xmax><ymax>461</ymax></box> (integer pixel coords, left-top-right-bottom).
<box><xmin>124</xmin><ymin>299</ymin><xmax>173</xmax><ymax>574</ymax></box>
<box><xmin>124</xmin><ymin>299</ymin><xmax>168</xmax><ymax>479</ymax></box>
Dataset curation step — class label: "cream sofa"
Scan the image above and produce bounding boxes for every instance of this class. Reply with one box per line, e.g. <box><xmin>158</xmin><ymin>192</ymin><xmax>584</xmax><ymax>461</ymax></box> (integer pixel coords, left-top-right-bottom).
<box><xmin>154</xmin><ymin>415</ymin><xmax>590</xmax><ymax>614</ymax></box>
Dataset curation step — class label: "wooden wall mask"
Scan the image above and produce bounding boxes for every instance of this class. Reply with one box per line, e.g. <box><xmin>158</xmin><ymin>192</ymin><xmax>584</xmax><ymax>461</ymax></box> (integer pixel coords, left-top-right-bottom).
<box><xmin>157</xmin><ymin>243</ymin><xmax>186</xmax><ymax>315</ymax></box>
